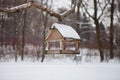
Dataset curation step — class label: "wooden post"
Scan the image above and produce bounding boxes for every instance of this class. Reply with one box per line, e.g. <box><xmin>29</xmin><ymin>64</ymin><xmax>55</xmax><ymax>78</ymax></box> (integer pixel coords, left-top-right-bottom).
<box><xmin>62</xmin><ymin>41</ymin><xmax>65</xmax><ymax>50</ymax></box>
<box><xmin>60</xmin><ymin>40</ymin><xmax>62</xmax><ymax>53</ymax></box>
<box><xmin>75</xmin><ymin>41</ymin><xmax>80</xmax><ymax>54</ymax></box>
<box><xmin>48</xmin><ymin>41</ymin><xmax>50</xmax><ymax>50</ymax></box>
<box><xmin>46</xmin><ymin>41</ymin><xmax>50</xmax><ymax>50</ymax></box>
<box><xmin>75</xmin><ymin>41</ymin><xmax>79</xmax><ymax>51</ymax></box>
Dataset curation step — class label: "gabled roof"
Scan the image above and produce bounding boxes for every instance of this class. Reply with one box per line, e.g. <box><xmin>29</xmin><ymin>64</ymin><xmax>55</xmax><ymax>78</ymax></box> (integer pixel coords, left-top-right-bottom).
<box><xmin>51</xmin><ymin>23</ymin><xmax>81</xmax><ymax>40</ymax></box>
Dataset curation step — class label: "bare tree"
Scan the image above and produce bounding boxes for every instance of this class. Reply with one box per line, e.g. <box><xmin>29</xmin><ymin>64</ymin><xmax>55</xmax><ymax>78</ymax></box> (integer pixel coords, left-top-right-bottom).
<box><xmin>113</xmin><ymin>25</ymin><xmax>120</xmax><ymax>58</ymax></box>
<box><xmin>13</xmin><ymin>0</ymin><xmax>24</xmax><ymax>62</ymax></box>
<box><xmin>0</xmin><ymin>0</ymin><xmax>4</xmax><ymax>47</ymax></box>
<box><xmin>0</xmin><ymin>1</ymin><xmax>75</xmax><ymax>21</ymax></box>
<box><xmin>109</xmin><ymin>0</ymin><xmax>115</xmax><ymax>59</ymax></box>
<box><xmin>0</xmin><ymin>13</ymin><xmax>3</xmax><ymax>47</ymax></box>
<box><xmin>0</xmin><ymin>0</ymin><xmax>75</xmax><ymax>61</ymax></box>
<box><xmin>81</xmin><ymin>0</ymin><xmax>109</xmax><ymax>62</ymax></box>
<box><xmin>41</xmin><ymin>0</ymin><xmax>48</xmax><ymax>62</ymax></box>
<box><xmin>116</xmin><ymin>0</ymin><xmax>120</xmax><ymax>22</ymax></box>
<box><xmin>76</xmin><ymin>0</ymin><xmax>81</xmax><ymax>35</ymax></box>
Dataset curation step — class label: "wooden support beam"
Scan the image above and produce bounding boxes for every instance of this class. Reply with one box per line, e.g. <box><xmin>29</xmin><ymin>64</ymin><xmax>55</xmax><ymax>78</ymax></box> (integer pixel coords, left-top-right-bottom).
<box><xmin>75</xmin><ymin>41</ymin><xmax>79</xmax><ymax>51</ymax></box>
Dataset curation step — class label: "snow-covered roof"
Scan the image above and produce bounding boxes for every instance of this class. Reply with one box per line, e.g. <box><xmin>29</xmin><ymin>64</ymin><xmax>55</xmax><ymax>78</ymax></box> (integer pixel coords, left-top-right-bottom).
<box><xmin>51</xmin><ymin>23</ymin><xmax>81</xmax><ymax>40</ymax></box>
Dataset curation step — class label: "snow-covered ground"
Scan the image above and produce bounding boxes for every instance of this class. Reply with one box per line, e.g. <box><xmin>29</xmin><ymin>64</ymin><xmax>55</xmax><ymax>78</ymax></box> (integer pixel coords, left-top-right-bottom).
<box><xmin>0</xmin><ymin>60</ymin><xmax>120</xmax><ymax>80</ymax></box>
<box><xmin>0</xmin><ymin>48</ymin><xmax>120</xmax><ymax>80</ymax></box>
<box><xmin>0</xmin><ymin>46</ymin><xmax>120</xmax><ymax>80</ymax></box>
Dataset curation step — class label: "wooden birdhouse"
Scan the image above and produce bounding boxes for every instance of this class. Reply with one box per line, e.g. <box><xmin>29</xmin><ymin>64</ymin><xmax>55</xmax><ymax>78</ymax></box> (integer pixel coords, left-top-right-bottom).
<box><xmin>45</xmin><ymin>23</ymin><xmax>81</xmax><ymax>54</ymax></box>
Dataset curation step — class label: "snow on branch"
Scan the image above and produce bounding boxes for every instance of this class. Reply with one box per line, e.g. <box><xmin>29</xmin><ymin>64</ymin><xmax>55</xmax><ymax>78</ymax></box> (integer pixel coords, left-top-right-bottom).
<box><xmin>0</xmin><ymin>1</ymin><xmax>75</xmax><ymax>21</ymax></box>
<box><xmin>0</xmin><ymin>1</ymin><xmax>32</xmax><ymax>13</ymax></box>
<box><xmin>33</xmin><ymin>2</ymin><xmax>62</xmax><ymax>20</ymax></box>
<box><xmin>10</xmin><ymin>2</ymin><xmax>32</xmax><ymax>11</ymax></box>
<box><xmin>60</xmin><ymin>6</ymin><xmax>75</xmax><ymax>20</ymax></box>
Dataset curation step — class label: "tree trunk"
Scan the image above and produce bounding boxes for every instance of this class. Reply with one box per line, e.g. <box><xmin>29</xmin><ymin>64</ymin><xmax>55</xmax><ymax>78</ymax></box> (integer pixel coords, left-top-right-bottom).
<box><xmin>76</xmin><ymin>0</ymin><xmax>81</xmax><ymax>35</ymax></box>
<box><xmin>0</xmin><ymin>14</ymin><xmax>3</xmax><ymax>47</ymax></box>
<box><xmin>21</xmin><ymin>0</ymin><xmax>27</xmax><ymax>61</ymax></box>
<box><xmin>21</xmin><ymin>10</ymin><xmax>27</xmax><ymax>61</ymax></box>
<box><xmin>41</xmin><ymin>0</ymin><xmax>48</xmax><ymax>62</ymax></box>
<box><xmin>41</xmin><ymin>14</ymin><xmax>47</xmax><ymax>62</ymax></box>
<box><xmin>13</xmin><ymin>16</ymin><xmax>17</xmax><ymax>62</ymax></box>
<box><xmin>95</xmin><ymin>20</ymin><xmax>104</xmax><ymax>62</ymax></box>
<box><xmin>15</xmin><ymin>30</ymin><xmax>18</xmax><ymax>62</ymax></box>
<box><xmin>0</xmin><ymin>1</ymin><xmax>4</xmax><ymax>47</ymax></box>
<box><xmin>110</xmin><ymin>0</ymin><xmax>115</xmax><ymax>59</ymax></box>
<box><xmin>94</xmin><ymin>0</ymin><xmax>104</xmax><ymax>62</ymax></box>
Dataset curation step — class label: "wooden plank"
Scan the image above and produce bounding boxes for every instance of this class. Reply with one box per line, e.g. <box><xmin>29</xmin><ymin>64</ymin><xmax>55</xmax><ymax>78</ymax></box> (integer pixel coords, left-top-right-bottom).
<box><xmin>46</xmin><ymin>50</ymin><xmax>80</xmax><ymax>54</ymax></box>
<box><xmin>46</xmin><ymin>29</ymin><xmax>63</xmax><ymax>41</ymax></box>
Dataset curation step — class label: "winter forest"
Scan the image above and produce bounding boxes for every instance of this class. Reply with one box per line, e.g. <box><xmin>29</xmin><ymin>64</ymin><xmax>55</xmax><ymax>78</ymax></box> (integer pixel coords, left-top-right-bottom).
<box><xmin>0</xmin><ymin>0</ymin><xmax>120</xmax><ymax>62</ymax></box>
<box><xmin>0</xmin><ymin>0</ymin><xmax>120</xmax><ymax>80</ymax></box>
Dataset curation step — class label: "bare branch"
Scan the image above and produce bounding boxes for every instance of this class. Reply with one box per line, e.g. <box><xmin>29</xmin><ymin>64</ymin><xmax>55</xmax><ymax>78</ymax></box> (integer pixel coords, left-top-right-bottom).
<box><xmin>0</xmin><ymin>1</ymin><xmax>33</xmax><ymax>13</ymax></box>
<box><xmin>0</xmin><ymin>1</ymin><xmax>75</xmax><ymax>21</ymax></box>
<box><xmin>33</xmin><ymin>2</ymin><xmax>62</xmax><ymax>20</ymax></box>
<box><xmin>97</xmin><ymin>0</ymin><xmax>109</xmax><ymax>20</ymax></box>
<box><xmin>60</xmin><ymin>5</ymin><xmax>75</xmax><ymax>20</ymax></box>
<box><xmin>81</xmin><ymin>0</ymin><xmax>94</xmax><ymax>20</ymax></box>
<box><xmin>116</xmin><ymin>11</ymin><xmax>120</xmax><ymax>22</ymax></box>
